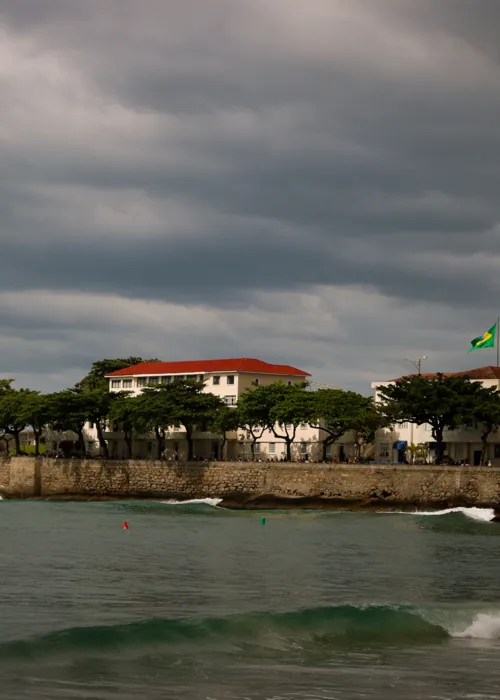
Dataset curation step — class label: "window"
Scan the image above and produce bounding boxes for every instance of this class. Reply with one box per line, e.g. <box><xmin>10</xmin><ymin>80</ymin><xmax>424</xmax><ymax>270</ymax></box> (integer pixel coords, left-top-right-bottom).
<box><xmin>213</xmin><ymin>376</ymin><xmax>220</xmax><ymax>386</ymax></box>
<box><xmin>223</xmin><ymin>396</ymin><xmax>237</xmax><ymax>406</ymax></box>
<box><xmin>122</xmin><ymin>379</ymin><xmax>132</xmax><ymax>389</ymax></box>
<box><xmin>325</xmin><ymin>444</ymin><xmax>332</xmax><ymax>457</ymax></box>
<box><xmin>161</xmin><ymin>376</ymin><xmax>171</xmax><ymax>385</ymax></box>
<box><xmin>111</xmin><ymin>379</ymin><xmax>121</xmax><ymax>388</ymax></box>
<box><xmin>148</xmin><ymin>376</ymin><xmax>159</xmax><ymax>385</ymax></box>
<box><xmin>269</xmin><ymin>442</ymin><xmax>276</xmax><ymax>455</ymax></box>
<box><xmin>254</xmin><ymin>443</ymin><xmax>261</xmax><ymax>454</ymax></box>
<box><xmin>495</xmin><ymin>445</ymin><xmax>500</xmax><ymax>459</ymax></box>
<box><xmin>300</xmin><ymin>423</ymin><xmax>308</xmax><ymax>430</ymax></box>
<box><xmin>400</xmin><ymin>422</ymin><xmax>408</xmax><ymax>429</ymax></box>
<box><xmin>227</xmin><ymin>375</ymin><xmax>235</xmax><ymax>385</ymax></box>
<box><xmin>198</xmin><ymin>375</ymin><xmax>204</xmax><ymax>382</ymax></box>
<box><xmin>379</xmin><ymin>443</ymin><xmax>390</xmax><ymax>457</ymax></box>
<box><xmin>254</xmin><ymin>378</ymin><xmax>260</xmax><ymax>385</ymax></box>
<box><xmin>137</xmin><ymin>377</ymin><xmax>147</xmax><ymax>387</ymax></box>
<box><xmin>300</xmin><ymin>442</ymin><xmax>308</xmax><ymax>455</ymax></box>
<box><xmin>285</xmin><ymin>423</ymin><xmax>293</xmax><ymax>430</ymax></box>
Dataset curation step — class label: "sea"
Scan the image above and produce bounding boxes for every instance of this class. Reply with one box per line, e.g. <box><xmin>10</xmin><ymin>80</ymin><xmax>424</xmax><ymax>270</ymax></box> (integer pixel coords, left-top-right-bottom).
<box><xmin>1</xmin><ymin>500</ymin><xmax>500</xmax><ymax>699</ymax></box>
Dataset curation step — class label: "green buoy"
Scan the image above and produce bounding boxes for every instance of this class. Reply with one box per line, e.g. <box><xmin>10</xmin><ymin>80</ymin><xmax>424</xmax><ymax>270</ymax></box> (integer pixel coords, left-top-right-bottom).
<box><xmin>260</xmin><ymin>517</ymin><xmax>266</xmax><ymax>526</ymax></box>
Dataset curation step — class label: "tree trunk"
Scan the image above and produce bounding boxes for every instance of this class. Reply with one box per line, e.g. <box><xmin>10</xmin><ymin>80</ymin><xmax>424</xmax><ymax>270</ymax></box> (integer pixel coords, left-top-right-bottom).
<box><xmin>13</xmin><ymin>431</ymin><xmax>21</xmax><ymax>456</ymax></box>
<box><xmin>186</xmin><ymin>426</ymin><xmax>194</xmax><ymax>461</ymax></box>
<box><xmin>221</xmin><ymin>435</ymin><xmax>227</xmax><ymax>460</ymax></box>
<box><xmin>33</xmin><ymin>428</ymin><xmax>41</xmax><ymax>456</ymax></box>
<box><xmin>322</xmin><ymin>436</ymin><xmax>336</xmax><ymax>461</ymax></box>
<box><xmin>250</xmin><ymin>439</ymin><xmax>256</xmax><ymax>460</ymax></box>
<box><xmin>433</xmin><ymin>428</ymin><xmax>444</xmax><ymax>465</ymax></box>
<box><xmin>124</xmin><ymin>431</ymin><xmax>133</xmax><ymax>459</ymax></box>
<box><xmin>285</xmin><ymin>439</ymin><xmax>292</xmax><ymax>461</ymax></box>
<box><xmin>96</xmin><ymin>422</ymin><xmax>109</xmax><ymax>459</ymax></box>
<box><xmin>481</xmin><ymin>431</ymin><xmax>489</xmax><ymax>466</ymax></box>
<box><xmin>76</xmin><ymin>425</ymin><xmax>87</xmax><ymax>458</ymax></box>
<box><xmin>154</xmin><ymin>426</ymin><xmax>164</xmax><ymax>459</ymax></box>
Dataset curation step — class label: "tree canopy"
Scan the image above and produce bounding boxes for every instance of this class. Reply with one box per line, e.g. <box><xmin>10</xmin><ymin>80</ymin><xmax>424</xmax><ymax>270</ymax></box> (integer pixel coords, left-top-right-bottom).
<box><xmin>377</xmin><ymin>374</ymin><xmax>497</xmax><ymax>464</ymax></box>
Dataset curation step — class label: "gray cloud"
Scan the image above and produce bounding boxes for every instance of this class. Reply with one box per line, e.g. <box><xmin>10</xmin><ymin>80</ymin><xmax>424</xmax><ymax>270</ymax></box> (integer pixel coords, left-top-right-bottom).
<box><xmin>1</xmin><ymin>0</ymin><xmax>500</xmax><ymax>391</ymax></box>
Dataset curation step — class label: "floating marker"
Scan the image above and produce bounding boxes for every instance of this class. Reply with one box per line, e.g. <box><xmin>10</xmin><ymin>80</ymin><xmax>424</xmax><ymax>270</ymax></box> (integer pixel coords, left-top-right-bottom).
<box><xmin>122</xmin><ymin>521</ymin><xmax>129</xmax><ymax>530</ymax></box>
<box><xmin>260</xmin><ymin>517</ymin><xmax>266</xmax><ymax>526</ymax></box>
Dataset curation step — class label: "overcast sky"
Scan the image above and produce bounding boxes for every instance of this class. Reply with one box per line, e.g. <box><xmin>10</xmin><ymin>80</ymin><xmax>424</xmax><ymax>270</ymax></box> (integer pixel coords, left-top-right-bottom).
<box><xmin>1</xmin><ymin>0</ymin><xmax>500</xmax><ymax>394</ymax></box>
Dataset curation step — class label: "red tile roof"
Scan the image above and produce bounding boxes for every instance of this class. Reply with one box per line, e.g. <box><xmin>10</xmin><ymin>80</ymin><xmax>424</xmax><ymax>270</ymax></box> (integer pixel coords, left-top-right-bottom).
<box><xmin>106</xmin><ymin>358</ymin><xmax>310</xmax><ymax>378</ymax></box>
<box><xmin>389</xmin><ymin>366</ymin><xmax>500</xmax><ymax>382</ymax></box>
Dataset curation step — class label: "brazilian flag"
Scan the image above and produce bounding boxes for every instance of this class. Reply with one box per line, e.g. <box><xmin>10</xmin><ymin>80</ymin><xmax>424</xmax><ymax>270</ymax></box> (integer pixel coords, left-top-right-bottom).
<box><xmin>469</xmin><ymin>323</ymin><xmax>496</xmax><ymax>352</ymax></box>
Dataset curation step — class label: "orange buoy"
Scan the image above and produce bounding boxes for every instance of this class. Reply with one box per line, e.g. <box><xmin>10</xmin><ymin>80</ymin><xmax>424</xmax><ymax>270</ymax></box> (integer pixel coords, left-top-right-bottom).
<box><xmin>122</xmin><ymin>521</ymin><xmax>128</xmax><ymax>530</ymax></box>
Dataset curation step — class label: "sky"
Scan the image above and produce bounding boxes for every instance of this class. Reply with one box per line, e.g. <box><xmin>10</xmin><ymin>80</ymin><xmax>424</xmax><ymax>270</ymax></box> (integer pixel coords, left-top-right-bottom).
<box><xmin>1</xmin><ymin>0</ymin><xmax>500</xmax><ymax>394</ymax></box>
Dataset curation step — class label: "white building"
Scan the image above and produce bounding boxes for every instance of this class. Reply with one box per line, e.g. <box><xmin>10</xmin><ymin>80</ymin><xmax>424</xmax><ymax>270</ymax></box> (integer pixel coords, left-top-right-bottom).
<box><xmin>372</xmin><ymin>366</ymin><xmax>500</xmax><ymax>465</ymax></box>
<box><xmin>101</xmin><ymin>357</ymin><xmax>346</xmax><ymax>461</ymax></box>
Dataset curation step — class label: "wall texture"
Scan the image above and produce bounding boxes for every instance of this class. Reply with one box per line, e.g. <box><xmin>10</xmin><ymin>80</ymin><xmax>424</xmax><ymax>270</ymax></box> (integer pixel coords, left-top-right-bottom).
<box><xmin>2</xmin><ymin>457</ymin><xmax>500</xmax><ymax>508</ymax></box>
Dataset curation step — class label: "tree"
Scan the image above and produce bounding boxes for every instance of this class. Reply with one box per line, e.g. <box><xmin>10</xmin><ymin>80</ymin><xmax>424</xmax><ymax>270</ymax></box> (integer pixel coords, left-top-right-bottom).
<box><xmin>83</xmin><ymin>388</ymin><xmax>118</xmax><ymax>459</ymax></box>
<box><xmin>210</xmin><ymin>406</ymin><xmax>240</xmax><ymax>459</ymax></box>
<box><xmin>237</xmin><ymin>384</ymin><xmax>276</xmax><ymax>459</ymax></box>
<box><xmin>470</xmin><ymin>388</ymin><xmax>500</xmax><ymax>465</ymax></box>
<box><xmin>268</xmin><ymin>383</ymin><xmax>311</xmax><ymax>461</ymax></box>
<box><xmin>16</xmin><ymin>390</ymin><xmax>49</xmax><ymax>456</ymax></box>
<box><xmin>166</xmin><ymin>380</ymin><xmax>225</xmax><ymax>460</ymax></box>
<box><xmin>46</xmin><ymin>390</ymin><xmax>92</xmax><ymax>457</ymax></box>
<box><xmin>109</xmin><ymin>392</ymin><xmax>145</xmax><ymax>459</ymax></box>
<box><xmin>377</xmin><ymin>374</ymin><xmax>489</xmax><ymax>464</ymax></box>
<box><xmin>0</xmin><ymin>381</ymin><xmax>27</xmax><ymax>456</ymax></box>
<box><xmin>133</xmin><ymin>387</ymin><xmax>179</xmax><ymax>459</ymax></box>
<box><xmin>238</xmin><ymin>382</ymin><xmax>311</xmax><ymax>461</ymax></box>
<box><xmin>132</xmin><ymin>380</ymin><xmax>224</xmax><ymax>460</ymax></box>
<box><xmin>349</xmin><ymin>400</ymin><xmax>389</xmax><ymax>461</ymax></box>
<box><xmin>309</xmin><ymin>388</ymin><xmax>374</xmax><ymax>461</ymax></box>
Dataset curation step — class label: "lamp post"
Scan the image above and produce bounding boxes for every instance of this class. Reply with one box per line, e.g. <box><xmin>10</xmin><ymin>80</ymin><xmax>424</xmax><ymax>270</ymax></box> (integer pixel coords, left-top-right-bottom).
<box><xmin>404</xmin><ymin>356</ymin><xmax>427</xmax><ymax>460</ymax></box>
<box><xmin>404</xmin><ymin>355</ymin><xmax>427</xmax><ymax>375</ymax></box>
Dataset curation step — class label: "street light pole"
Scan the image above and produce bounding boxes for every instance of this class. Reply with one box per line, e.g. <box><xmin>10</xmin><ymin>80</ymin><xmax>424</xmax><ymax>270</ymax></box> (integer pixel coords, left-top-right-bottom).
<box><xmin>404</xmin><ymin>355</ymin><xmax>427</xmax><ymax>375</ymax></box>
<box><xmin>403</xmin><ymin>355</ymin><xmax>427</xmax><ymax>462</ymax></box>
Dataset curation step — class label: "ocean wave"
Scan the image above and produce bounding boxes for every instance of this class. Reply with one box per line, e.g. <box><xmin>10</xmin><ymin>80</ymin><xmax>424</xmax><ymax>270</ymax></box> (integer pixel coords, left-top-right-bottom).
<box><xmin>405</xmin><ymin>507</ymin><xmax>495</xmax><ymax>522</ymax></box>
<box><xmin>160</xmin><ymin>498</ymin><xmax>223</xmax><ymax>507</ymax></box>
<box><xmin>3</xmin><ymin>605</ymin><xmax>500</xmax><ymax>660</ymax></box>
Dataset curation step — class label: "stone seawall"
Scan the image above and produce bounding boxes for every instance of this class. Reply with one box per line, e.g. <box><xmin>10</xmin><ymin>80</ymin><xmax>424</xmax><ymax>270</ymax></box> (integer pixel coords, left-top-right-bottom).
<box><xmin>2</xmin><ymin>458</ymin><xmax>500</xmax><ymax>508</ymax></box>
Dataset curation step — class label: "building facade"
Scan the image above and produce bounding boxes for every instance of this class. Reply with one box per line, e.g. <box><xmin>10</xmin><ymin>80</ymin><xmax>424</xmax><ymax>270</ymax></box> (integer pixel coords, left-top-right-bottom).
<box><xmin>372</xmin><ymin>366</ymin><xmax>500</xmax><ymax>465</ymax></box>
<box><xmin>99</xmin><ymin>357</ymin><xmax>347</xmax><ymax>461</ymax></box>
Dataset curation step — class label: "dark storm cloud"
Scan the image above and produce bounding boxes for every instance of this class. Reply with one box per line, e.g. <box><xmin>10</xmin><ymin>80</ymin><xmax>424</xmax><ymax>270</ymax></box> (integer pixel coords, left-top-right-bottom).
<box><xmin>1</xmin><ymin>0</ymin><xmax>500</xmax><ymax>388</ymax></box>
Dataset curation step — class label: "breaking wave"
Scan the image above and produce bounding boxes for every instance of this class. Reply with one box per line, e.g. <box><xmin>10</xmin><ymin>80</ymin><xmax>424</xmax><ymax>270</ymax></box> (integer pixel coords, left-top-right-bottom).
<box><xmin>407</xmin><ymin>507</ymin><xmax>495</xmax><ymax>522</ymax></box>
<box><xmin>3</xmin><ymin>605</ymin><xmax>500</xmax><ymax>660</ymax></box>
<box><xmin>160</xmin><ymin>498</ymin><xmax>223</xmax><ymax>507</ymax></box>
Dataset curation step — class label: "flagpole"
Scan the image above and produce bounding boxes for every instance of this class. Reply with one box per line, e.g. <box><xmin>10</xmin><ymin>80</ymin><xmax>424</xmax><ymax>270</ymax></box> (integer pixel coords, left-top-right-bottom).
<box><xmin>497</xmin><ymin>317</ymin><xmax>499</xmax><ymax>366</ymax></box>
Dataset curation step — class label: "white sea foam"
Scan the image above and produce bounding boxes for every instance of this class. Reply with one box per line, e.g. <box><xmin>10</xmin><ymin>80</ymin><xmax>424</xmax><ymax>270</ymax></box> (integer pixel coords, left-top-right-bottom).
<box><xmin>452</xmin><ymin>613</ymin><xmax>500</xmax><ymax>639</ymax></box>
<box><xmin>161</xmin><ymin>498</ymin><xmax>223</xmax><ymax>507</ymax></box>
<box><xmin>410</xmin><ymin>507</ymin><xmax>495</xmax><ymax>522</ymax></box>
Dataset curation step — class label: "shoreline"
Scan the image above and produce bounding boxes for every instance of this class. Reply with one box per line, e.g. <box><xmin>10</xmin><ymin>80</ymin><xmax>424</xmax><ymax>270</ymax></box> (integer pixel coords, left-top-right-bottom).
<box><xmin>1</xmin><ymin>489</ymin><xmax>498</xmax><ymax>515</ymax></box>
<box><xmin>3</xmin><ymin>457</ymin><xmax>500</xmax><ymax>513</ymax></box>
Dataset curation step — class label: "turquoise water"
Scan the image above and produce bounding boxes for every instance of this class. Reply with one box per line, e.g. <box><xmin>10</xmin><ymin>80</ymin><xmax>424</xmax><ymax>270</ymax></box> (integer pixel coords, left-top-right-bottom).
<box><xmin>1</xmin><ymin>500</ymin><xmax>500</xmax><ymax>698</ymax></box>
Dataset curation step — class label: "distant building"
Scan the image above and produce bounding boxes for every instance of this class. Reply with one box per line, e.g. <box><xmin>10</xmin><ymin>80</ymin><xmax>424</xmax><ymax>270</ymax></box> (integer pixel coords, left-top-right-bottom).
<box><xmin>97</xmin><ymin>357</ymin><xmax>359</xmax><ymax>461</ymax></box>
<box><xmin>372</xmin><ymin>366</ymin><xmax>500</xmax><ymax>465</ymax></box>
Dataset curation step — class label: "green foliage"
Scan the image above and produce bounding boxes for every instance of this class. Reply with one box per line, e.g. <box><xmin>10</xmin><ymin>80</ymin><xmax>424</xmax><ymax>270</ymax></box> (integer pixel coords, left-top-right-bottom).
<box><xmin>210</xmin><ymin>406</ymin><xmax>241</xmax><ymax>458</ymax></box>
<box><xmin>15</xmin><ymin>390</ymin><xmax>50</xmax><ymax>456</ymax></box>
<box><xmin>0</xmin><ymin>384</ymin><xmax>29</xmax><ymax>455</ymax></box>
<box><xmin>238</xmin><ymin>382</ymin><xmax>311</xmax><ymax>460</ymax></box>
<box><xmin>470</xmin><ymin>389</ymin><xmax>500</xmax><ymax>464</ymax></box>
<box><xmin>377</xmin><ymin>374</ymin><xmax>495</xmax><ymax>464</ymax></box>
<box><xmin>309</xmin><ymin>388</ymin><xmax>377</xmax><ymax>460</ymax></box>
<box><xmin>109</xmin><ymin>392</ymin><xmax>145</xmax><ymax>458</ymax></box>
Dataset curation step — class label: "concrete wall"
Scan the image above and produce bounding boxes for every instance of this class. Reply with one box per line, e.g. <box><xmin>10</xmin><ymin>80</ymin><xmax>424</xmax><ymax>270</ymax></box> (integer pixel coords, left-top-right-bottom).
<box><xmin>3</xmin><ymin>457</ymin><xmax>500</xmax><ymax>507</ymax></box>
